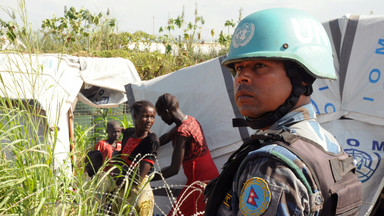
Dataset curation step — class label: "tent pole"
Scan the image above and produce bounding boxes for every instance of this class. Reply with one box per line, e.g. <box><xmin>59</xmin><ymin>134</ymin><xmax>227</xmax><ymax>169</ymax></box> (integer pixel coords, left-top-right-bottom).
<box><xmin>68</xmin><ymin>109</ymin><xmax>76</xmax><ymax>175</ymax></box>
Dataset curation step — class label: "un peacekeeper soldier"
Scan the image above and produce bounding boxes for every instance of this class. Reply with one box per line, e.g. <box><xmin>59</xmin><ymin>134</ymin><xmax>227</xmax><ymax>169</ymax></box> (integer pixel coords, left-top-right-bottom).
<box><xmin>204</xmin><ymin>8</ymin><xmax>362</xmax><ymax>216</ymax></box>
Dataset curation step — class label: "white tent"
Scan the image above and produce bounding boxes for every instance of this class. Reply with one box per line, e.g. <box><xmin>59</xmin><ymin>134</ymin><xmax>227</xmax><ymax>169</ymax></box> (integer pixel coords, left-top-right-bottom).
<box><xmin>126</xmin><ymin>14</ymin><xmax>384</xmax><ymax>216</ymax></box>
<box><xmin>0</xmin><ymin>53</ymin><xmax>141</xmax><ymax>174</ymax></box>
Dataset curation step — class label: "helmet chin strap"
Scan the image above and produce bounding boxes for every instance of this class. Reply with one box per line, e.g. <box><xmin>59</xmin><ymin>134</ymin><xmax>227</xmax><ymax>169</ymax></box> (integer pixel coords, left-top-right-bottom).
<box><xmin>232</xmin><ymin>62</ymin><xmax>311</xmax><ymax>129</ymax></box>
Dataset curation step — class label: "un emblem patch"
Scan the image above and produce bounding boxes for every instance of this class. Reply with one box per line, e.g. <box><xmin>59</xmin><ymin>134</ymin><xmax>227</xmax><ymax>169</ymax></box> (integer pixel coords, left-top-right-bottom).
<box><xmin>240</xmin><ymin>177</ymin><xmax>271</xmax><ymax>215</ymax></box>
<box><xmin>232</xmin><ymin>22</ymin><xmax>255</xmax><ymax>48</ymax></box>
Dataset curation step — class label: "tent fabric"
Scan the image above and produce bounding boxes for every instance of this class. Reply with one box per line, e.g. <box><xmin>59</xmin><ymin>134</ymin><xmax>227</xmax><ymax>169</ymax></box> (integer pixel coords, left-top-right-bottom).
<box><xmin>321</xmin><ymin>15</ymin><xmax>384</xmax><ymax>125</ymax></box>
<box><xmin>340</xmin><ymin>15</ymin><xmax>384</xmax><ymax>124</ymax></box>
<box><xmin>0</xmin><ymin>54</ymin><xmax>82</xmax><ymax>118</ymax></box>
<box><xmin>311</xmin><ymin>77</ymin><xmax>344</xmax><ymax>123</ymax></box>
<box><xmin>78</xmin><ymin>57</ymin><xmax>141</xmax><ymax>108</ymax></box>
<box><xmin>0</xmin><ymin>54</ymin><xmax>83</xmax><ymax>173</ymax></box>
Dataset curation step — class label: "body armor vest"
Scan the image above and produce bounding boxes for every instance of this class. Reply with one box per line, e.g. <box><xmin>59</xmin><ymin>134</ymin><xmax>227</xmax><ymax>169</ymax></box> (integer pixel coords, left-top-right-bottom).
<box><xmin>205</xmin><ymin>130</ymin><xmax>362</xmax><ymax>215</ymax></box>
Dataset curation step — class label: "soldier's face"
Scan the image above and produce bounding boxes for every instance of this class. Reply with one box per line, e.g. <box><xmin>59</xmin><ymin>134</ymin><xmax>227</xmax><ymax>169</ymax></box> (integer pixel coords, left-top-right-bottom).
<box><xmin>233</xmin><ymin>60</ymin><xmax>292</xmax><ymax>119</ymax></box>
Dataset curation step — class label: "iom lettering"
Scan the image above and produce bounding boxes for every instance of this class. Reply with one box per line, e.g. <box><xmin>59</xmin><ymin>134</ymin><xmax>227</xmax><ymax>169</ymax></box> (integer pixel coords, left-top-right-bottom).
<box><xmin>346</xmin><ymin>138</ymin><xmax>384</xmax><ymax>151</ymax></box>
<box><xmin>376</xmin><ymin>38</ymin><xmax>384</xmax><ymax>55</ymax></box>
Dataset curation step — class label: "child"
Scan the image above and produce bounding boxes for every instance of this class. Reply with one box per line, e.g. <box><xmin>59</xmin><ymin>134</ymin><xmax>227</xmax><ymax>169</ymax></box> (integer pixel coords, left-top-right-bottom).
<box><xmin>84</xmin><ymin>150</ymin><xmax>104</xmax><ymax>178</ymax></box>
<box><xmin>84</xmin><ymin>150</ymin><xmax>115</xmax><ymax>214</ymax></box>
<box><xmin>95</xmin><ymin>120</ymin><xmax>122</xmax><ymax>165</ymax></box>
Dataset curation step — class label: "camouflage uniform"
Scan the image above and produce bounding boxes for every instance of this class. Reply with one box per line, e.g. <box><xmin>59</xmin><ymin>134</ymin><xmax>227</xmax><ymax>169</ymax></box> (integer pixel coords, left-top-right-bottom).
<box><xmin>216</xmin><ymin>104</ymin><xmax>341</xmax><ymax>215</ymax></box>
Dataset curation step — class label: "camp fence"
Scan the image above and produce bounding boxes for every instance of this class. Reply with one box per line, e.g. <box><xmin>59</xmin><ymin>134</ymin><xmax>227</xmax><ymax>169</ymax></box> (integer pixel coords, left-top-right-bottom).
<box><xmin>73</xmin><ymin>100</ymin><xmax>130</xmax><ymax>143</ymax></box>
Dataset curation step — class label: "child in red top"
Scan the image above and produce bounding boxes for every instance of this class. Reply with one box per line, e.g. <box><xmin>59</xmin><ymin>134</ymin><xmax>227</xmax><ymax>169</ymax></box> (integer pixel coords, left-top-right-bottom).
<box><xmin>95</xmin><ymin>121</ymin><xmax>122</xmax><ymax>165</ymax></box>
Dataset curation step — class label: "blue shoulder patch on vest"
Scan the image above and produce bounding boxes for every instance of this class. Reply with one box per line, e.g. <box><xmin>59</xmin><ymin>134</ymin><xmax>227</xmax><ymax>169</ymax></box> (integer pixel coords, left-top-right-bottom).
<box><xmin>240</xmin><ymin>177</ymin><xmax>271</xmax><ymax>215</ymax></box>
<box><xmin>237</xmin><ymin>144</ymin><xmax>314</xmax><ymax>195</ymax></box>
<box><xmin>248</xmin><ymin>144</ymin><xmax>299</xmax><ymax>161</ymax></box>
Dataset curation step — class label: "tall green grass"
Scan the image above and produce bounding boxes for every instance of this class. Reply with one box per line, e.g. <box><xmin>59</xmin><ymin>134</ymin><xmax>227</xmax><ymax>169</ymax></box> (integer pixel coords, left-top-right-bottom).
<box><xmin>0</xmin><ymin>89</ymin><xmax>68</xmax><ymax>215</ymax></box>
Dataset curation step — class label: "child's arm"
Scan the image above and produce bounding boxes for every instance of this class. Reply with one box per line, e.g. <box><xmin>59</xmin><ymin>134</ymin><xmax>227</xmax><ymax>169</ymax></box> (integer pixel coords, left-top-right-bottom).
<box><xmin>159</xmin><ymin>126</ymin><xmax>177</xmax><ymax>146</ymax></box>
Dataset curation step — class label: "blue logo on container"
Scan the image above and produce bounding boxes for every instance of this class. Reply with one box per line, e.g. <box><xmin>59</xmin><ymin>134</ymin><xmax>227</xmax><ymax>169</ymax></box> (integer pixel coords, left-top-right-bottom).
<box><xmin>345</xmin><ymin>148</ymin><xmax>381</xmax><ymax>183</ymax></box>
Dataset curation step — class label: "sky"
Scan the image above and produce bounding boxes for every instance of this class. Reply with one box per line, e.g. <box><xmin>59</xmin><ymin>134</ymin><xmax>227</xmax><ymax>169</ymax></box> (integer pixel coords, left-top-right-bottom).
<box><xmin>1</xmin><ymin>0</ymin><xmax>384</xmax><ymax>41</ymax></box>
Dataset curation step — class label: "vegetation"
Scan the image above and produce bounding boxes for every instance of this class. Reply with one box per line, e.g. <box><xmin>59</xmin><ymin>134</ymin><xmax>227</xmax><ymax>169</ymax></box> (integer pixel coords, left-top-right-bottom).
<box><xmin>40</xmin><ymin>6</ymin><xmax>117</xmax><ymax>53</ymax></box>
<box><xmin>159</xmin><ymin>3</ymin><xmax>206</xmax><ymax>54</ymax></box>
<box><xmin>218</xmin><ymin>8</ymin><xmax>243</xmax><ymax>49</ymax></box>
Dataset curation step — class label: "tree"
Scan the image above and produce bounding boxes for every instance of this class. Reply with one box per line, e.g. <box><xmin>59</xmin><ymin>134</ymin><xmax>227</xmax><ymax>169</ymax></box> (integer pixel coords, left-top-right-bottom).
<box><xmin>158</xmin><ymin>3</ymin><xmax>205</xmax><ymax>54</ymax></box>
<box><xmin>41</xmin><ymin>6</ymin><xmax>116</xmax><ymax>52</ymax></box>
<box><xmin>218</xmin><ymin>8</ymin><xmax>243</xmax><ymax>50</ymax></box>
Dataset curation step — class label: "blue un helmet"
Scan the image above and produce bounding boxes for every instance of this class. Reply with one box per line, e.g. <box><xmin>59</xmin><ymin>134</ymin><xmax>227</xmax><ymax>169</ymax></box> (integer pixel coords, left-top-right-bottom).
<box><xmin>226</xmin><ymin>8</ymin><xmax>337</xmax><ymax>129</ymax></box>
<box><xmin>223</xmin><ymin>8</ymin><xmax>337</xmax><ymax>80</ymax></box>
